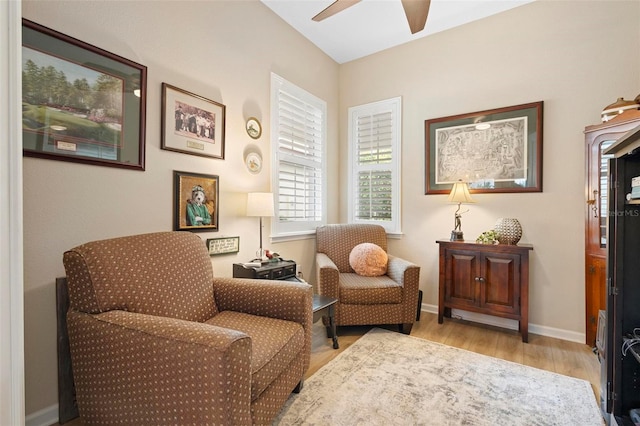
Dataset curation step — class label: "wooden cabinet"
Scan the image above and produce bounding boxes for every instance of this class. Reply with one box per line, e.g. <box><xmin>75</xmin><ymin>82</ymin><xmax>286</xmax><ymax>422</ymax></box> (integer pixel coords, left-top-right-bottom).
<box><xmin>437</xmin><ymin>240</ymin><xmax>533</xmax><ymax>342</ymax></box>
<box><xmin>584</xmin><ymin>110</ymin><xmax>640</xmax><ymax>346</ymax></box>
<box><xmin>602</xmin><ymin>120</ymin><xmax>640</xmax><ymax>425</ymax></box>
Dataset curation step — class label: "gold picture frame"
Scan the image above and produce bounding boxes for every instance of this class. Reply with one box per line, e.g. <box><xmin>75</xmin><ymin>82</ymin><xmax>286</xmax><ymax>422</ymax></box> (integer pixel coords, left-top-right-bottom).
<box><xmin>173</xmin><ymin>171</ymin><xmax>219</xmax><ymax>232</ymax></box>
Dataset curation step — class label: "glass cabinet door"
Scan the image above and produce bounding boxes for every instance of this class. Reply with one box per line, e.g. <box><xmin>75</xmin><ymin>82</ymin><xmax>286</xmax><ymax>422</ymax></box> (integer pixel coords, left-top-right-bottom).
<box><xmin>599</xmin><ymin>140</ymin><xmax>614</xmax><ymax>248</ymax></box>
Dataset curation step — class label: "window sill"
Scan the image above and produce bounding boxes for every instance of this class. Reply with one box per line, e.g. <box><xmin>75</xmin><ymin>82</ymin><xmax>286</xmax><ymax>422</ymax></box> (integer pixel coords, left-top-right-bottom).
<box><xmin>271</xmin><ymin>231</ymin><xmax>316</xmax><ymax>244</ymax></box>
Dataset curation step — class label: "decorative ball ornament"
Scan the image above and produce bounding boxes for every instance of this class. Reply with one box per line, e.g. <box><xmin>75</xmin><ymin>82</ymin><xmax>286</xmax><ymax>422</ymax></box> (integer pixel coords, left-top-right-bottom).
<box><xmin>494</xmin><ymin>218</ymin><xmax>522</xmax><ymax>245</ymax></box>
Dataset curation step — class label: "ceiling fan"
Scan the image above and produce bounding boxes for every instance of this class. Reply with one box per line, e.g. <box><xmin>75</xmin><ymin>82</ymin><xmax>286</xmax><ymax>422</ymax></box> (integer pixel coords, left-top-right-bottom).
<box><xmin>312</xmin><ymin>0</ymin><xmax>431</xmax><ymax>34</ymax></box>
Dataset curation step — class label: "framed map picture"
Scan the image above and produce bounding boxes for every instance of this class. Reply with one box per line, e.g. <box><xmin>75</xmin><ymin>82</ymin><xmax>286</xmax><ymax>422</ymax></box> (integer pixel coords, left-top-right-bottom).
<box><xmin>425</xmin><ymin>102</ymin><xmax>543</xmax><ymax>194</ymax></box>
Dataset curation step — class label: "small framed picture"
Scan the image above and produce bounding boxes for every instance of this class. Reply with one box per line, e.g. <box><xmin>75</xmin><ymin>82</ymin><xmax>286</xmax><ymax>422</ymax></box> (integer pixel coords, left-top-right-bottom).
<box><xmin>173</xmin><ymin>171</ymin><xmax>219</xmax><ymax>232</ymax></box>
<box><xmin>162</xmin><ymin>83</ymin><xmax>225</xmax><ymax>159</ymax></box>
<box><xmin>206</xmin><ymin>236</ymin><xmax>240</xmax><ymax>256</ymax></box>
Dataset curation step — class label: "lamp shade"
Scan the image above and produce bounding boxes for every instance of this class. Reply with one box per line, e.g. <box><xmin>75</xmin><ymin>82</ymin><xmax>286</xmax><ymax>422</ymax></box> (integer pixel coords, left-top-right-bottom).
<box><xmin>447</xmin><ymin>181</ymin><xmax>475</xmax><ymax>204</ymax></box>
<box><xmin>247</xmin><ymin>192</ymin><xmax>274</xmax><ymax>217</ymax></box>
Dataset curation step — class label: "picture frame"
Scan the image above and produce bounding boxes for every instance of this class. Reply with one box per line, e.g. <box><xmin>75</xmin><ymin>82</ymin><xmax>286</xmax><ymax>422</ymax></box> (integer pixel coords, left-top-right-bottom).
<box><xmin>425</xmin><ymin>101</ymin><xmax>543</xmax><ymax>194</ymax></box>
<box><xmin>162</xmin><ymin>83</ymin><xmax>226</xmax><ymax>159</ymax></box>
<box><xmin>21</xmin><ymin>19</ymin><xmax>147</xmax><ymax>171</ymax></box>
<box><xmin>173</xmin><ymin>171</ymin><xmax>219</xmax><ymax>232</ymax></box>
<box><xmin>206</xmin><ymin>236</ymin><xmax>240</xmax><ymax>256</ymax></box>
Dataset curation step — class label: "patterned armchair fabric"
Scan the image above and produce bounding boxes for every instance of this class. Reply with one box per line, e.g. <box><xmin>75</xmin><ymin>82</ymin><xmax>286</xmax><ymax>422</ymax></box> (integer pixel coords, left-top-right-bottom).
<box><xmin>316</xmin><ymin>224</ymin><xmax>420</xmax><ymax>334</ymax></box>
<box><xmin>62</xmin><ymin>231</ymin><xmax>312</xmax><ymax>425</ymax></box>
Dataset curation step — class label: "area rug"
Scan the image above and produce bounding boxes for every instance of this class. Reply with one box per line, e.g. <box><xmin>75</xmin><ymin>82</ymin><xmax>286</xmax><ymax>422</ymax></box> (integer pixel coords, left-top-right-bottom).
<box><xmin>273</xmin><ymin>328</ymin><xmax>603</xmax><ymax>425</ymax></box>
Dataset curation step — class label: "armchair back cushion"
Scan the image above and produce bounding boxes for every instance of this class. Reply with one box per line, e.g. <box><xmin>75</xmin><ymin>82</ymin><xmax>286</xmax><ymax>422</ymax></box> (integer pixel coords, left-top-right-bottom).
<box><xmin>63</xmin><ymin>231</ymin><xmax>218</xmax><ymax>322</ymax></box>
<box><xmin>316</xmin><ymin>223</ymin><xmax>388</xmax><ymax>273</ymax></box>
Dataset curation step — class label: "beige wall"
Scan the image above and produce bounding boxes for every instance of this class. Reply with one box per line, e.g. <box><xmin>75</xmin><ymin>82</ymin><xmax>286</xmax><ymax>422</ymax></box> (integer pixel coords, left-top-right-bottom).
<box><xmin>21</xmin><ymin>0</ymin><xmax>339</xmax><ymax>417</ymax></box>
<box><xmin>339</xmin><ymin>1</ymin><xmax>639</xmax><ymax>337</ymax></box>
<box><xmin>19</xmin><ymin>0</ymin><xmax>640</xmax><ymax>420</ymax></box>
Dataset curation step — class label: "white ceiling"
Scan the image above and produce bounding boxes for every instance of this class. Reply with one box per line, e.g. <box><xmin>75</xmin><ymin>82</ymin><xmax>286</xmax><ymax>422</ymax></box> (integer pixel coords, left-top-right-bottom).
<box><xmin>261</xmin><ymin>0</ymin><xmax>535</xmax><ymax>64</ymax></box>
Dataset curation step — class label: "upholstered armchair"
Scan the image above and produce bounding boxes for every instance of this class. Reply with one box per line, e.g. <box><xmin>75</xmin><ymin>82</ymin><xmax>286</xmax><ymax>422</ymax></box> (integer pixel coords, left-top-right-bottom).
<box><xmin>62</xmin><ymin>231</ymin><xmax>312</xmax><ymax>425</ymax></box>
<box><xmin>315</xmin><ymin>223</ymin><xmax>420</xmax><ymax>335</ymax></box>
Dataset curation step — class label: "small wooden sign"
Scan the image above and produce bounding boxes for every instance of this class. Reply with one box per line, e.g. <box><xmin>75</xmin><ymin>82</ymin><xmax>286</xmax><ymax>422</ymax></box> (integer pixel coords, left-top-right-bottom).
<box><xmin>206</xmin><ymin>236</ymin><xmax>240</xmax><ymax>256</ymax></box>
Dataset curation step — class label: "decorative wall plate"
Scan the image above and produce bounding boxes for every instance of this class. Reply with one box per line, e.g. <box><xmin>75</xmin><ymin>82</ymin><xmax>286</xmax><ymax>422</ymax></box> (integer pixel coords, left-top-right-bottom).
<box><xmin>246</xmin><ymin>117</ymin><xmax>262</xmax><ymax>139</ymax></box>
<box><xmin>245</xmin><ymin>151</ymin><xmax>262</xmax><ymax>174</ymax></box>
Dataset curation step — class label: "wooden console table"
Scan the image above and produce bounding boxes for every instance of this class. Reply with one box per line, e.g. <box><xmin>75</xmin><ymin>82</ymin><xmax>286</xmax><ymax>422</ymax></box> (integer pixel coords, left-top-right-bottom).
<box><xmin>437</xmin><ymin>240</ymin><xmax>533</xmax><ymax>342</ymax></box>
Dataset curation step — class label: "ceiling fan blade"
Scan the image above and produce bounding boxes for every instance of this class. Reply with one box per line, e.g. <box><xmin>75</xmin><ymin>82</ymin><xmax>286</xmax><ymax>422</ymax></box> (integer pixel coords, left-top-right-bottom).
<box><xmin>401</xmin><ymin>0</ymin><xmax>431</xmax><ymax>34</ymax></box>
<box><xmin>312</xmin><ymin>0</ymin><xmax>362</xmax><ymax>22</ymax></box>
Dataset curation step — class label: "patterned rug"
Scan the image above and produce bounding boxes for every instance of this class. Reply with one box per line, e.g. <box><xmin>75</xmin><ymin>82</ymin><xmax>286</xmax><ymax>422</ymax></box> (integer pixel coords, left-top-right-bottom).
<box><xmin>274</xmin><ymin>328</ymin><xmax>603</xmax><ymax>425</ymax></box>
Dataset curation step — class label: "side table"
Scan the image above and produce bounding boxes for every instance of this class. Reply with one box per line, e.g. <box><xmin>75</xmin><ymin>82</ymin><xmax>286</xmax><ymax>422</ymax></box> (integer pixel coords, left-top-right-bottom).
<box><xmin>313</xmin><ymin>294</ymin><xmax>339</xmax><ymax>349</ymax></box>
<box><xmin>232</xmin><ymin>260</ymin><xmax>296</xmax><ymax>280</ymax></box>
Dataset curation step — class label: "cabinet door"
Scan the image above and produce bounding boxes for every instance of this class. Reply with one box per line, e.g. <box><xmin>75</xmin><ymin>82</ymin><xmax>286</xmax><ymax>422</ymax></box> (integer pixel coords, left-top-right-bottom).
<box><xmin>444</xmin><ymin>248</ymin><xmax>479</xmax><ymax>309</ymax></box>
<box><xmin>585</xmin><ymin>137</ymin><xmax>615</xmax><ymax>345</ymax></box>
<box><xmin>479</xmin><ymin>252</ymin><xmax>521</xmax><ymax>315</ymax></box>
<box><xmin>585</xmin><ymin>255</ymin><xmax>607</xmax><ymax>345</ymax></box>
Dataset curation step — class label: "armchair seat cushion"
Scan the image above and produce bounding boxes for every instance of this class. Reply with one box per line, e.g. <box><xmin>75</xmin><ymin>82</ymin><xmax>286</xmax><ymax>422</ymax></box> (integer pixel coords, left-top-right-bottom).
<box><xmin>339</xmin><ymin>273</ymin><xmax>403</xmax><ymax>305</ymax></box>
<box><xmin>206</xmin><ymin>310</ymin><xmax>305</xmax><ymax>400</ymax></box>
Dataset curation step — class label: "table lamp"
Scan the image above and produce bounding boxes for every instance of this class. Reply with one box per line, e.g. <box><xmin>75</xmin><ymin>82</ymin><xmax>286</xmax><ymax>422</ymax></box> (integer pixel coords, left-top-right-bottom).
<box><xmin>447</xmin><ymin>180</ymin><xmax>475</xmax><ymax>241</ymax></box>
<box><xmin>246</xmin><ymin>192</ymin><xmax>274</xmax><ymax>262</ymax></box>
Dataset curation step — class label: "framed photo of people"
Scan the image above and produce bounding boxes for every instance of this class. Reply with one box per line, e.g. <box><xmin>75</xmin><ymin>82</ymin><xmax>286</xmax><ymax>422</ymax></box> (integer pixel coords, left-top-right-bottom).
<box><xmin>173</xmin><ymin>171</ymin><xmax>219</xmax><ymax>232</ymax></box>
<box><xmin>425</xmin><ymin>101</ymin><xmax>543</xmax><ymax>194</ymax></box>
<box><xmin>21</xmin><ymin>19</ymin><xmax>147</xmax><ymax>170</ymax></box>
<box><xmin>161</xmin><ymin>83</ymin><xmax>226</xmax><ymax>159</ymax></box>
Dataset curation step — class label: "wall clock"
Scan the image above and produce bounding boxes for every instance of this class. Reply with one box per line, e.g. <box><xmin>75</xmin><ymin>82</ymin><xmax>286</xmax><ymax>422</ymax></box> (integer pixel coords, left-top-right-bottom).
<box><xmin>246</xmin><ymin>117</ymin><xmax>262</xmax><ymax>139</ymax></box>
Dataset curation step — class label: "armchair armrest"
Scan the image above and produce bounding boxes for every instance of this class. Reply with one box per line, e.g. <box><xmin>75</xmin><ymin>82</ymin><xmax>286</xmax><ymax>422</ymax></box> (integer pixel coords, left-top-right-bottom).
<box><xmin>387</xmin><ymin>255</ymin><xmax>420</xmax><ymax>288</ymax></box>
<box><xmin>213</xmin><ymin>277</ymin><xmax>312</xmax><ymax>327</ymax></box>
<box><xmin>67</xmin><ymin>309</ymin><xmax>253</xmax><ymax>424</ymax></box>
<box><xmin>387</xmin><ymin>255</ymin><xmax>421</xmax><ymax>320</ymax></box>
<box><xmin>316</xmin><ymin>253</ymin><xmax>340</xmax><ymax>298</ymax></box>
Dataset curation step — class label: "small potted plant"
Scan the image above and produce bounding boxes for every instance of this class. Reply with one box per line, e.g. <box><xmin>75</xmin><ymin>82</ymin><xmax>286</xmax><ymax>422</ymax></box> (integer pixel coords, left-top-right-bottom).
<box><xmin>476</xmin><ymin>229</ymin><xmax>500</xmax><ymax>245</ymax></box>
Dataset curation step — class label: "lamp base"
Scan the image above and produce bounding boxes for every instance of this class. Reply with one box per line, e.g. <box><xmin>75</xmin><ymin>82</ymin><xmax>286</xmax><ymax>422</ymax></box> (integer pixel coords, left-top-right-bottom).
<box><xmin>450</xmin><ymin>230</ymin><xmax>464</xmax><ymax>241</ymax></box>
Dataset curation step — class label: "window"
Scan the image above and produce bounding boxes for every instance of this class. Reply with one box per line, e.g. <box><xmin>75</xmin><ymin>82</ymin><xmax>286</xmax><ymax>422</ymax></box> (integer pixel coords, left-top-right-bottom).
<box><xmin>271</xmin><ymin>73</ymin><xmax>327</xmax><ymax>240</ymax></box>
<box><xmin>348</xmin><ymin>97</ymin><xmax>401</xmax><ymax>234</ymax></box>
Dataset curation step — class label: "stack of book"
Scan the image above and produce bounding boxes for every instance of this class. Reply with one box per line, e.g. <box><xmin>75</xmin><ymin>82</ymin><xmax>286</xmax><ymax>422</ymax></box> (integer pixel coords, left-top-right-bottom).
<box><xmin>631</xmin><ymin>176</ymin><xmax>640</xmax><ymax>199</ymax></box>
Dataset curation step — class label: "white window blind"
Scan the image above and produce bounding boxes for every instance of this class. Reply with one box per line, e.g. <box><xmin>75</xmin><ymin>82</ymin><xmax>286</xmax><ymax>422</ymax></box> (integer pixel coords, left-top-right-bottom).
<box><xmin>348</xmin><ymin>97</ymin><xmax>401</xmax><ymax>234</ymax></box>
<box><xmin>271</xmin><ymin>73</ymin><xmax>326</xmax><ymax>238</ymax></box>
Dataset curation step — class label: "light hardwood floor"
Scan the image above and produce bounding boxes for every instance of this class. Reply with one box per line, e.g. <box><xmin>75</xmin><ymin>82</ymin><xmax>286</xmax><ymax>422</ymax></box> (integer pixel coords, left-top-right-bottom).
<box><xmin>308</xmin><ymin>312</ymin><xmax>601</xmax><ymax>401</ymax></box>
<box><xmin>55</xmin><ymin>312</ymin><xmax>601</xmax><ymax>425</ymax></box>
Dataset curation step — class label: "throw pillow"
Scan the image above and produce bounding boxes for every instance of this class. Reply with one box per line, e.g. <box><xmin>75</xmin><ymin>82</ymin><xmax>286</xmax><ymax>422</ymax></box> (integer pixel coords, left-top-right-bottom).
<box><xmin>349</xmin><ymin>243</ymin><xmax>388</xmax><ymax>277</ymax></box>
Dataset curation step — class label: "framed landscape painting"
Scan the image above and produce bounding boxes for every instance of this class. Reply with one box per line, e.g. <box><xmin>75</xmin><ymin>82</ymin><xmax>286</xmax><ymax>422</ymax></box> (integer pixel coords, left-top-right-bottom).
<box><xmin>21</xmin><ymin>19</ymin><xmax>147</xmax><ymax>170</ymax></box>
<box><xmin>425</xmin><ymin>101</ymin><xmax>543</xmax><ymax>194</ymax></box>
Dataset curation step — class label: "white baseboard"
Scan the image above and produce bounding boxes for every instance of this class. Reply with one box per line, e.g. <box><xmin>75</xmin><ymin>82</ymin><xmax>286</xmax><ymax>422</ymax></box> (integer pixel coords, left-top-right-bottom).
<box><xmin>420</xmin><ymin>303</ymin><xmax>586</xmax><ymax>344</ymax></box>
<box><xmin>25</xmin><ymin>403</ymin><xmax>58</xmax><ymax>426</ymax></box>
